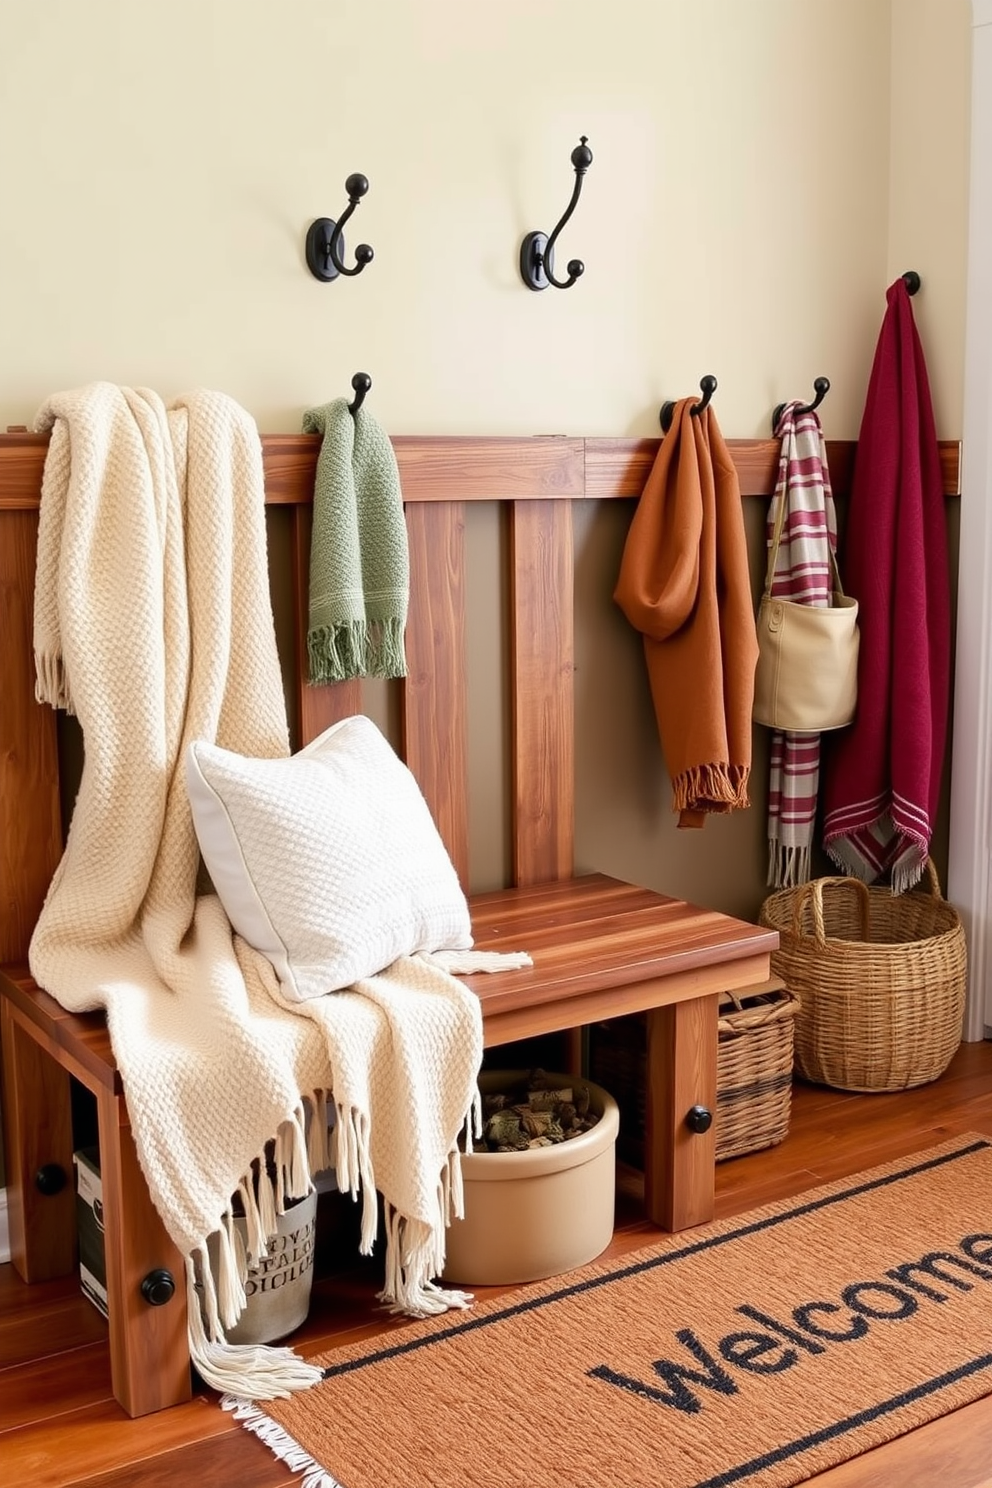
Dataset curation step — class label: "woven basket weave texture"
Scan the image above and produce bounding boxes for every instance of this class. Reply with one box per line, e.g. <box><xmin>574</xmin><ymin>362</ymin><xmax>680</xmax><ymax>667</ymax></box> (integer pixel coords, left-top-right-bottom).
<box><xmin>758</xmin><ymin>859</ymin><xmax>966</xmax><ymax>1093</ymax></box>
<box><xmin>588</xmin><ymin>982</ymin><xmax>798</xmax><ymax>1165</ymax></box>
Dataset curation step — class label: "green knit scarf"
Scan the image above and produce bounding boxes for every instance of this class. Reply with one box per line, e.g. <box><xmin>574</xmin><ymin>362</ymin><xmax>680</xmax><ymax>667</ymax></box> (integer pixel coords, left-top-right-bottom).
<box><xmin>302</xmin><ymin>398</ymin><xmax>408</xmax><ymax>683</ymax></box>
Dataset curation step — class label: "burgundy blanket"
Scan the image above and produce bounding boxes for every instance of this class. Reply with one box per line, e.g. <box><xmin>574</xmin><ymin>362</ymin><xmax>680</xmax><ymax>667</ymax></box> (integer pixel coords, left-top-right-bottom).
<box><xmin>821</xmin><ymin>277</ymin><xmax>951</xmax><ymax>891</ymax></box>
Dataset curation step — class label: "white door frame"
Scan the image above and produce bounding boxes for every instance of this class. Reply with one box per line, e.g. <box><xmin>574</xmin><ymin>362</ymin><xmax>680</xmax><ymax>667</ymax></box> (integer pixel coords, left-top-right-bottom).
<box><xmin>947</xmin><ymin>0</ymin><xmax>992</xmax><ymax>1039</ymax></box>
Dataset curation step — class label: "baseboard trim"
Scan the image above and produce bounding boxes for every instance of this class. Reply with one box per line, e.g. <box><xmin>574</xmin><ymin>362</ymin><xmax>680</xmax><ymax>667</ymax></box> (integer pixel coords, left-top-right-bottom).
<box><xmin>0</xmin><ymin>1187</ymin><xmax>9</xmax><ymax>1265</ymax></box>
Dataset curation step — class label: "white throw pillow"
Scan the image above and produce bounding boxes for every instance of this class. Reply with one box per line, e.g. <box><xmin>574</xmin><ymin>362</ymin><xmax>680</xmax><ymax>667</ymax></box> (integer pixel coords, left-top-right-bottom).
<box><xmin>185</xmin><ymin>714</ymin><xmax>473</xmax><ymax>1002</ymax></box>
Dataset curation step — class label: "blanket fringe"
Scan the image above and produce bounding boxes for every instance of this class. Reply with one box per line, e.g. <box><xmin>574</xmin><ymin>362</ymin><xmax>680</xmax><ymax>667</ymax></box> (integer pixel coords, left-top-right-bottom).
<box><xmin>182</xmin><ymin>1089</ymin><xmax>341</xmax><ymax>1397</ymax></box>
<box><xmin>891</xmin><ymin>850</ymin><xmax>926</xmax><ymax>895</ymax></box>
<box><xmin>824</xmin><ymin>810</ymin><xmax>928</xmax><ymax>893</ymax></box>
<box><xmin>192</xmin><ymin>1085</ymin><xmax>480</xmax><ymax>1398</ymax></box>
<box><xmin>377</xmin><ymin>1198</ymin><xmax>474</xmax><ymax>1318</ymax></box>
<box><xmin>330</xmin><ymin>1102</ymin><xmax>379</xmax><ymax>1253</ymax></box>
<box><xmin>215</xmin><ymin>1209</ymin><xmax>247</xmax><ymax>1329</ymax></box>
<box><xmin>672</xmin><ymin>762</ymin><xmax>750</xmax><ymax>817</ymax></box>
<box><xmin>236</xmin><ymin>1176</ymin><xmax>265</xmax><ymax>1268</ymax></box>
<box><xmin>307</xmin><ymin>1088</ymin><xmax>332</xmax><ymax>1177</ymax></box>
<box><xmin>34</xmin><ymin>648</ymin><xmax>73</xmax><ymax>713</ymax></box>
<box><xmin>223</xmin><ymin>1396</ymin><xmax>343</xmax><ymax>1486</ymax></box>
<box><xmin>767</xmin><ymin>840</ymin><xmax>811</xmax><ymax>889</ymax></box>
<box><xmin>376</xmin><ymin>1139</ymin><xmax>476</xmax><ymax>1317</ymax></box>
<box><xmin>424</xmin><ymin>948</ymin><xmax>533</xmax><ymax>974</ymax></box>
<box><xmin>307</xmin><ymin>617</ymin><xmax>407</xmax><ymax>684</ymax></box>
<box><xmin>186</xmin><ymin>1256</ymin><xmax>323</xmax><ymax>1399</ymax></box>
<box><xmin>273</xmin><ymin>1103</ymin><xmax>312</xmax><ymax>1212</ymax></box>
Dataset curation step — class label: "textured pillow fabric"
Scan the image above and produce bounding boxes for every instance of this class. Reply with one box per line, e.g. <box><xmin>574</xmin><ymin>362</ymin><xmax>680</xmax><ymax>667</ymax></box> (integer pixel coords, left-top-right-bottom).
<box><xmin>185</xmin><ymin>714</ymin><xmax>473</xmax><ymax>1002</ymax></box>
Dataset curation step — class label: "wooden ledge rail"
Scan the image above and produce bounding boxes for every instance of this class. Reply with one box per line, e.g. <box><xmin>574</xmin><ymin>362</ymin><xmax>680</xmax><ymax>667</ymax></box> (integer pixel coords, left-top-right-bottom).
<box><xmin>0</xmin><ymin>432</ymin><xmax>962</xmax><ymax>511</ymax></box>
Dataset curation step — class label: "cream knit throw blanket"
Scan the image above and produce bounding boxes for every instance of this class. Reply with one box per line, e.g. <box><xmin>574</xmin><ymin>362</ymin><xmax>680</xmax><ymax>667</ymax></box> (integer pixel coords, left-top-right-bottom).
<box><xmin>28</xmin><ymin>383</ymin><xmax>484</xmax><ymax>1400</ymax></box>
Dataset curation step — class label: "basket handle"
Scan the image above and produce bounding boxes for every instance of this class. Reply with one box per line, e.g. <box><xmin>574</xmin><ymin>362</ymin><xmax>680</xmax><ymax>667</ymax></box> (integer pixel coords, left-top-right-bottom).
<box><xmin>717</xmin><ymin>992</ymin><xmax>797</xmax><ymax>1036</ymax></box>
<box><xmin>790</xmin><ymin>874</ymin><xmax>871</xmax><ymax>947</ymax></box>
<box><xmin>921</xmin><ymin>857</ymin><xmax>946</xmax><ymax>900</ymax></box>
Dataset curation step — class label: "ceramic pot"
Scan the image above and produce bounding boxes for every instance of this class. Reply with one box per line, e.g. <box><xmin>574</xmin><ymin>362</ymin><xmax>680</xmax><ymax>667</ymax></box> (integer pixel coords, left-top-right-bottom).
<box><xmin>441</xmin><ymin>1070</ymin><xmax>619</xmax><ymax>1286</ymax></box>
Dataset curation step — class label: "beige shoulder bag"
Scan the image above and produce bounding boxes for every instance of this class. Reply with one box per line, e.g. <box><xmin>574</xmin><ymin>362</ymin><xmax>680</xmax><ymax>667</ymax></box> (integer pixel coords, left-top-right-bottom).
<box><xmin>752</xmin><ymin>497</ymin><xmax>860</xmax><ymax>734</ymax></box>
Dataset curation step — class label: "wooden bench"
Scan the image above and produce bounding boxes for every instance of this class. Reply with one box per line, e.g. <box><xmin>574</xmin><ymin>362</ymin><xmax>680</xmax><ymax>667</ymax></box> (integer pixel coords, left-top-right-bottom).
<box><xmin>0</xmin><ymin>429</ymin><xmax>791</xmax><ymax>1416</ymax></box>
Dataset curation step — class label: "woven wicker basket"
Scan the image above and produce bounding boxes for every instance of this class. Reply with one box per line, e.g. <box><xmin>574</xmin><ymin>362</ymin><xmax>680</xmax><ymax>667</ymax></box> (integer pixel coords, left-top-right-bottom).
<box><xmin>759</xmin><ymin>859</ymin><xmax>967</xmax><ymax>1093</ymax></box>
<box><xmin>716</xmin><ymin>984</ymin><xmax>800</xmax><ymax>1160</ymax></box>
<box><xmin>588</xmin><ymin>982</ymin><xmax>799</xmax><ymax>1164</ymax></box>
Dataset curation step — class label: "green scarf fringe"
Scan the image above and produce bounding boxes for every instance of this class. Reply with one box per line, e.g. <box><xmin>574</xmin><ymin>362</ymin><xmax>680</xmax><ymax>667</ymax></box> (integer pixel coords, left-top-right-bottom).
<box><xmin>307</xmin><ymin>618</ymin><xmax>407</xmax><ymax>686</ymax></box>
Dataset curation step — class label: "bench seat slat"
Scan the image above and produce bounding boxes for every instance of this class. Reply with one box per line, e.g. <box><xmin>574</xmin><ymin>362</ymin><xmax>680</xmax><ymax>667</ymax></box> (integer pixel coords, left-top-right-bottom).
<box><xmin>464</xmin><ymin>874</ymin><xmax>776</xmax><ymax>1017</ymax></box>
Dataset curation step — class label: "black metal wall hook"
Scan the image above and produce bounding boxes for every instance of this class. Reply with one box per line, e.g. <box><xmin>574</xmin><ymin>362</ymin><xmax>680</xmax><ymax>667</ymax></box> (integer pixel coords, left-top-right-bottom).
<box><xmin>305</xmin><ymin>174</ymin><xmax>375</xmax><ymax>282</ymax></box>
<box><xmin>348</xmin><ymin>372</ymin><xmax>371</xmax><ymax>415</ymax></box>
<box><xmin>659</xmin><ymin>375</ymin><xmax>717</xmax><ymax>434</ymax></box>
<box><xmin>772</xmin><ymin>376</ymin><xmax>830</xmax><ymax>433</ymax></box>
<box><xmin>519</xmin><ymin>136</ymin><xmax>593</xmax><ymax>291</ymax></box>
<box><xmin>902</xmin><ymin>269</ymin><xmax>921</xmax><ymax>295</ymax></box>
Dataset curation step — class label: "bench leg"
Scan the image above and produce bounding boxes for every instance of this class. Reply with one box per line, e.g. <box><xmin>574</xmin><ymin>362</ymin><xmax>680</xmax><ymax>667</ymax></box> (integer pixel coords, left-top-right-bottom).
<box><xmin>0</xmin><ymin>1000</ymin><xmax>76</xmax><ymax>1281</ymax></box>
<box><xmin>96</xmin><ymin>1085</ymin><xmax>192</xmax><ymax>1416</ymax></box>
<box><xmin>643</xmin><ymin>993</ymin><xmax>718</xmax><ymax>1232</ymax></box>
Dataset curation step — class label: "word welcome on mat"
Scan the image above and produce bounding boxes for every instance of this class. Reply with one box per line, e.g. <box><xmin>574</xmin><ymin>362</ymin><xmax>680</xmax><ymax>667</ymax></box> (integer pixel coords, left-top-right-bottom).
<box><xmin>227</xmin><ymin>1135</ymin><xmax>992</xmax><ymax>1488</ymax></box>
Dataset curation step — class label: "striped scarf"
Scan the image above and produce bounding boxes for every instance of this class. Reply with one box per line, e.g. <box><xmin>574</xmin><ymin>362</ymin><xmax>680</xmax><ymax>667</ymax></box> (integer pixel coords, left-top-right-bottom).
<box><xmin>766</xmin><ymin>403</ymin><xmax>838</xmax><ymax>888</ymax></box>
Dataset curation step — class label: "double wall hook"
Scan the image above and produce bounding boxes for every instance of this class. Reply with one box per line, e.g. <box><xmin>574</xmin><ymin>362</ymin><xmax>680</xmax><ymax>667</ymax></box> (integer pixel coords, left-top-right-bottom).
<box><xmin>519</xmin><ymin>136</ymin><xmax>593</xmax><ymax>291</ymax></box>
<box><xmin>348</xmin><ymin>372</ymin><xmax>371</xmax><ymax>415</ymax></box>
<box><xmin>659</xmin><ymin>375</ymin><xmax>718</xmax><ymax>434</ymax></box>
<box><xmin>305</xmin><ymin>174</ymin><xmax>375</xmax><ymax>282</ymax></box>
<box><xmin>772</xmin><ymin>376</ymin><xmax>830</xmax><ymax>433</ymax></box>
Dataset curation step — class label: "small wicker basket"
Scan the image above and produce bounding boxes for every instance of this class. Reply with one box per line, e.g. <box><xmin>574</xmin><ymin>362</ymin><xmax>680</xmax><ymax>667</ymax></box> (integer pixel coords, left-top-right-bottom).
<box><xmin>759</xmin><ymin>859</ymin><xmax>967</xmax><ymax>1093</ymax></box>
<box><xmin>716</xmin><ymin>983</ymin><xmax>800</xmax><ymax>1160</ymax></box>
<box><xmin>588</xmin><ymin>981</ymin><xmax>799</xmax><ymax>1164</ymax></box>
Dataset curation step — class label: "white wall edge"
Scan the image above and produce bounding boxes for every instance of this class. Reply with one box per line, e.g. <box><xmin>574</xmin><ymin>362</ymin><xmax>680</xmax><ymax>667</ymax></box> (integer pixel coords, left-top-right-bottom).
<box><xmin>949</xmin><ymin>15</ymin><xmax>992</xmax><ymax>1040</ymax></box>
<box><xmin>0</xmin><ymin>1187</ymin><xmax>9</xmax><ymax>1266</ymax></box>
<box><xmin>975</xmin><ymin>0</ymin><xmax>992</xmax><ymax>30</ymax></box>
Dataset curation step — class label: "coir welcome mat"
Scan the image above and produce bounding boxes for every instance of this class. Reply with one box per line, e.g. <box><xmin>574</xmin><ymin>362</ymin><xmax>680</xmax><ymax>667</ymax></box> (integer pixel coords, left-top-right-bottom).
<box><xmin>226</xmin><ymin>1135</ymin><xmax>992</xmax><ymax>1488</ymax></box>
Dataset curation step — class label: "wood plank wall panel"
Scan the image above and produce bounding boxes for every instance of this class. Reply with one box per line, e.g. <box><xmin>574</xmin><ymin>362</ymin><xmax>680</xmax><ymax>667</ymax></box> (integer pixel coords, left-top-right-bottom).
<box><xmin>391</xmin><ymin>436</ymin><xmax>585</xmax><ymax>502</ymax></box>
<box><xmin>584</xmin><ymin>438</ymin><xmax>786</xmax><ymax>500</ymax></box>
<box><xmin>0</xmin><ymin>434</ymin><xmax>961</xmax><ymax>509</ymax></box>
<box><xmin>0</xmin><ymin>434</ymin><xmax>49</xmax><ymax>510</ymax></box>
<box><xmin>263</xmin><ymin>435</ymin><xmax>585</xmax><ymax>506</ymax></box>
<box><xmin>508</xmin><ymin>500</ymin><xmax>575</xmax><ymax>886</ymax></box>
<box><xmin>583</xmin><ymin>437</ymin><xmax>962</xmax><ymax>501</ymax></box>
<box><xmin>401</xmin><ymin>501</ymin><xmax>470</xmax><ymax>887</ymax></box>
<box><xmin>0</xmin><ymin>512</ymin><xmax>62</xmax><ymax>963</ymax></box>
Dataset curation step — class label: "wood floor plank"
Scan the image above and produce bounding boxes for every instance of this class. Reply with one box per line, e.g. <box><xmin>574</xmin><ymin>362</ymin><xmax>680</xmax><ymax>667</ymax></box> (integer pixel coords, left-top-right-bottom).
<box><xmin>0</xmin><ymin>1341</ymin><xmax>112</xmax><ymax>1431</ymax></box>
<box><xmin>0</xmin><ymin>1398</ymin><xmax>236</xmax><ymax>1487</ymax></box>
<box><xmin>0</xmin><ymin>1279</ymin><xmax>107</xmax><ymax>1369</ymax></box>
<box><xmin>2</xmin><ymin>1039</ymin><xmax>991</xmax><ymax>1486</ymax></box>
<box><xmin>70</xmin><ymin>1427</ymin><xmax>299</xmax><ymax>1487</ymax></box>
<box><xmin>810</xmin><ymin>1397</ymin><xmax>992</xmax><ymax>1487</ymax></box>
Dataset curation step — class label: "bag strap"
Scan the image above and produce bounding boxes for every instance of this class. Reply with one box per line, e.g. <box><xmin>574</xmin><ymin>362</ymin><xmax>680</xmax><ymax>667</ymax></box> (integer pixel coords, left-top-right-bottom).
<box><xmin>763</xmin><ymin>466</ymin><xmax>846</xmax><ymax>600</ymax></box>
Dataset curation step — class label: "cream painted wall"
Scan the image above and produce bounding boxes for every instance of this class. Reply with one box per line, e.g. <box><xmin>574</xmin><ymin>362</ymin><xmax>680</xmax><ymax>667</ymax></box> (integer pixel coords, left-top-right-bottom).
<box><xmin>888</xmin><ymin>0</ymin><xmax>972</xmax><ymax>434</ymax></box>
<box><xmin>0</xmin><ymin>0</ymin><xmax>924</xmax><ymax>441</ymax></box>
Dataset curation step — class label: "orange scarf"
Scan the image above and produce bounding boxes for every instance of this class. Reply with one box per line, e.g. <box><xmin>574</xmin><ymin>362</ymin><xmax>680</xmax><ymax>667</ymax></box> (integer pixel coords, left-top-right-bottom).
<box><xmin>614</xmin><ymin>398</ymin><xmax>757</xmax><ymax>827</ymax></box>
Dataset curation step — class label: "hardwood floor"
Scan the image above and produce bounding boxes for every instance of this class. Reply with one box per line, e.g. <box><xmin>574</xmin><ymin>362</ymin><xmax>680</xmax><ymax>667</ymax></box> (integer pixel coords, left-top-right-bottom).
<box><xmin>3</xmin><ymin>1040</ymin><xmax>992</xmax><ymax>1487</ymax></box>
